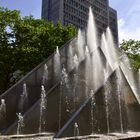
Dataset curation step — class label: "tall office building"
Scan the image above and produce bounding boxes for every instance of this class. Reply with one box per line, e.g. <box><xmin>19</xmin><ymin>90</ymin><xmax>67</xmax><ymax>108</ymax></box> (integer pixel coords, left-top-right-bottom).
<box><xmin>42</xmin><ymin>0</ymin><xmax>118</xmax><ymax>44</ymax></box>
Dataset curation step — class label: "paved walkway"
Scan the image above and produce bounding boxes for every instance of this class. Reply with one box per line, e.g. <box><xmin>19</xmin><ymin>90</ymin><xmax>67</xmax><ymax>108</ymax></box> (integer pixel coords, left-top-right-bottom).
<box><xmin>0</xmin><ymin>132</ymin><xmax>140</xmax><ymax>140</ymax></box>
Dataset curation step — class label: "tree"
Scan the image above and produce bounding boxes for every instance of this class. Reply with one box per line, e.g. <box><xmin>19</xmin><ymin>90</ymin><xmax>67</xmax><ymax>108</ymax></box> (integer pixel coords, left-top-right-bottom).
<box><xmin>0</xmin><ymin>7</ymin><xmax>77</xmax><ymax>94</ymax></box>
<box><xmin>120</xmin><ymin>39</ymin><xmax>140</xmax><ymax>71</ymax></box>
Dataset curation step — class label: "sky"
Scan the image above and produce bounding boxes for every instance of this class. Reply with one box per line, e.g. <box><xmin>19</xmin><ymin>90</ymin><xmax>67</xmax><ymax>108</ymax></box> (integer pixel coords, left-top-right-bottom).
<box><xmin>0</xmin><ymin>0</ymin><xmax>140</xmax><ymax>42</ymax></box>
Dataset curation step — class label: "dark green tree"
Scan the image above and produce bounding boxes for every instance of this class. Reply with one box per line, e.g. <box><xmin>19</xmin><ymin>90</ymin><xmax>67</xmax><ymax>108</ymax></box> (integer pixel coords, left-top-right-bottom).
<box><xmin>120</xmin><ymin>39</ymin><xmax>140</xmax><ymax>71</ymax></box>
<box><xmin>0</xmin><ymin>8</ymin><xmax>77</xmax><ymax>94</ymax></box>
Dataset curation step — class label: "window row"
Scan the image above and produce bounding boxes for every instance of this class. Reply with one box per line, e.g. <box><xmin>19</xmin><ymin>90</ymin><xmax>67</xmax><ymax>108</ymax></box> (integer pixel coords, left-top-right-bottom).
<box><xmin>94</xmin><ymin>0</ymin><xmax>107</xmax><ymax>10</ymax></box>
<box><xmin>64</xmin><ymin>15</ymin><xmax>87</xmax><ymax>26</ymax></box>
<box><xmin>64</xmin><ymin>7</ymin><xmax>88</xmax><ymax>20</ymax></box>
<box><xmin>64</xmin><ymin>1</ymin><xmax>88</xmax><ymax>12</ymax></box>
<box><xmin>64</xmin><ymin>19</ymin><xmax>86</xmax><ymax>29</ymax></box>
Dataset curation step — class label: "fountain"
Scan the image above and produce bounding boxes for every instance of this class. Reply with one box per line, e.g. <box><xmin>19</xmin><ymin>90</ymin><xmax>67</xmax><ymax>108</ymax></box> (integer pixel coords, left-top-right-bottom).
<box><xmin>73</xmin><ymin>54</ymin><xmax>79</xmax><ymax>70</ymax></box>
<box><xmin>77</xmin><ymin>29</ymin><xmax>85</xmax><ymax>62</ymax></box>
<box><xmin>87</xmin><ymin>7</ymin><xmax>98</xmax><ymax>52</ymax></box>
<box><xmin>62</xmin><ymin>66</ymin><xmax>71</xmax><ymax>114</ymax></box>
<box><xmin>67</xmin><ymin>45</ymin><xmax>74</xmax><ymax>72</ymax></box>
<box><xmin>73</xmin><ymin>73</ymin><xmax>79</xmax><ymax>112</ymax></box>
<box><xmin>0</xmin><ymin>5</ymin><xmax>140</xmax><ymax>140</ymax></box>
<box><xmin>58</xmin><ymin>81</ymin><xmax>63</xmax><ymax>131</ymax></box>
<box><xmin>18</xmin><ymin>83</ymin><xmax>28</xmax><ymax>113</ymax></box>
<box><xmin>54</xmin><ymin>46</ymin><xmax>61</xmax><ymax>82</ymax></box>
<box><xmin>120</xmin><ymin>55</ymin><xmax>140</xmax><ymax>103</ymax></box>
<box><xmin>116</xmin><ymin>69</ymin><xmax>124</xmax><ymax>133</ymax></box>
<box><xmin>90</xmin><ymin>90</ymin><xmax>95</xmax><ymax>134</ymax></box>
<box><xmin>0</xmin><ymin>99</ymin><xmax>6</xmax><ymax>129</ymax></box>
<box><xmin>61</xmin><ymin>66</ymin><xmax>69</xmax><ymax>88</ymax></box>
<box><xmin>17</xmin><ymin>113</ymin><xmax>24</xmax><ymax>135</ymax></box>
<box><xmin>42</xmin><ymin>64</ymin><xmax>48</xmax><ymax>85</ymax></box>
<box><xmin>84</xmin><ymin>46</ymin><xmax>91</xmax><ymax>97</ymax></box>
<box><xmin>58</xmin><ymin>67</ymin><xmax>70</xmax><ymax>130</ymax></box>
<box><xmin>106</xmin><ymin>27</ymin><xmax>119</xmax><ymax>70</ymax></box>
<box><xmin>101</xmin><ymin>33</ymin><xmax>113</xmax><ymax>70</ymax></box>
<box><xmin>39</xmin><ymin>85</ymin><xmax>47</xmax><ymax>133</ymax></box>
<box><xmin>53</xmin><ymin>7</ymin><xmax>140</xmax><ymax>138</ymax></box>
<box><xmin>0</xmin><ymin>99</ymin><xmax>6</xmax><ymax>114</ymax></box>
<box><xmin>138</xmin><ymin>69</ymin><xmax>140</xmax><ymax>85</ymax></box>
<box><xmin>104</xmin><ymin>69</ymin><xmax>110</xmax><ymax>134</ymax></box>
<box><xmin>91</xmin><ymin>48</ymin><xmax>104</xmax><ymax>91</ymax></box>
<box><xmin>74</xmin><ymin>122</ymin><xmax>79</xmax><ymax>138</ymax></box>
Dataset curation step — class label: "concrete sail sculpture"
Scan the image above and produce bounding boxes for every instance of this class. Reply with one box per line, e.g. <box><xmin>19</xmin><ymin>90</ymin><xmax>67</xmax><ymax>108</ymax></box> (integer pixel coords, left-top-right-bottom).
<box><xmin>0</xmin><ymin>7</ymin><xmax>140</xmax><ymax>140</ymax></box>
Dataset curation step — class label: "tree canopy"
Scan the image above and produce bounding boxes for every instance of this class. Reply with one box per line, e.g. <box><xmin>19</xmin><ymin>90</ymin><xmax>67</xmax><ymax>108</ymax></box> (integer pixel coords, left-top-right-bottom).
<box><xmin>120</xmin><ymin>39</ymin><xmax>140</xmax><ymax>71</ymax></box>
<box><xmin>0</xmin><ymin>7</ymin><xmax>77</xmax><ymax>94</ymax></box>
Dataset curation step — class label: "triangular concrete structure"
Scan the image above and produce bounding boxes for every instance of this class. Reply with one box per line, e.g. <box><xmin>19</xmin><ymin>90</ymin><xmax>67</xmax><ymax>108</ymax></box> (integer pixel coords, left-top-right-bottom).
<box><xmin>3</xmin><ymin>43</ymin><xmax>111</xmax><ymax>135</ymax></box>
<box><xmin>54</xmin><ymin>67</ymin><xmax>140</xmax><ymax>138</ymax></box>
<box><xmin>0</xmin><ymin>33</ymin><xmax>139</xmax><ymax>139</ymax></box>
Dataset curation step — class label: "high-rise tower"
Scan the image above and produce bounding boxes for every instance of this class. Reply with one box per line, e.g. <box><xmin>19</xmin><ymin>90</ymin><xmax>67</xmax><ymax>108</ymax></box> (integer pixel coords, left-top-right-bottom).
<box><xmin>42</xmin><ymin>0</ymin><xmax>118</xmax><ymax>44</ymax></box>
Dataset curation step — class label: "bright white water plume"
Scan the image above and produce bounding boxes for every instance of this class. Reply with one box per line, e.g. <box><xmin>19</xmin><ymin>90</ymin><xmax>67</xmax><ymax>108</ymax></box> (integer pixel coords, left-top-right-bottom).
<box><xmin>101</xmin><ymin>30</ymin><xmax>118</xmax><ymax>71</ymax></box>
<box><xmin>74</xmin><ymin>122</ymin><xmax>79</xmax><ymax>138</ymax></box>
<box><xmin>91</xmin><ymin>49</ymin><xmax>104</xmax><ymax>91</ymax></box>
<box><xmin>0</xmin><ymin>99</ymin><xmax>6</xmax><ymax>118</ymax></box>
<box><xmin>17</xmin><ymin>113</ymin><xmax>24</xmax><ymax>135</ymax></box>
<box><xmin>67</xmin><ymin>45</ymin><xmax>73</xmax><ymax>72</ymax></box>
<box><xmin>77</xmin><ymin>29</ymin><xmax>85</xmax><ymax>62</ymax></box>
<box><xmin>42</xmin><ymin>64</ymin><xmax>48</xmax><ymax>85</ymax></box>
<box><xmin>85</xmin><ymin>45</ymin><xmax>91</xmax><ymax>89</ymax></box>
<box><xmin>106</xmin><ymin>27</ymin><xmax>119</xmax><ymax>70</ymax></box>
<box><xmin>18</xmin><ymin>83</ymin><xmax>28</xmax><ymax>113</ymax></box>
<box><xmin>54</xmin><ymin>46</ymin><xmax>61</xmax><ymax>81</ymax></box>
<box><xmin>39</xmin><ymin>85</ymin><xmax>47</xmax><ymax>133</ymax></box>
<box><xmin>87</xmin><ymin>7</ymin><xmax>98</xmax><ymax>52</ymax></box>
<box><xmin>73</xmin><ymin>54</ymin><xmax>79</xmax><ymax>70</ymax></box>
<box><xmin>101</xmin><ymin>33</ymin><xmax>113</xmax><ymax>70</ymax></box>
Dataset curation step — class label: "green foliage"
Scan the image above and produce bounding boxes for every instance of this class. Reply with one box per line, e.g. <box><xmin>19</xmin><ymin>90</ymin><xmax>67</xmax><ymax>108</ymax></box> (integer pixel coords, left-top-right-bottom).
<box><xmin>0</xmin><ymin>7</ymin><xmax>77</xmax><ymax>94</ymax></box>
<box><xmin>120</xmin><ymin>39</ymin><xmax>140</xmax><ymax>71</ymax></box>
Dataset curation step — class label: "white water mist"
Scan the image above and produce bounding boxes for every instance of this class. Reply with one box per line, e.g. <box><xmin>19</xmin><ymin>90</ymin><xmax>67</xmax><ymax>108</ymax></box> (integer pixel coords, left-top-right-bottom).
<box><xmin>39</xmin><ymin>85</ymin><xmax>47</xmax><ymax>133</ymax></box>
<box><xmin>77</xmin><ymin>29</ymin><xmax>85</xmax><ymax>61</ymax></box>
<box><xmin>17</xmin><ymin>113</ymin><xmax>24</xmax><ymax>135</ymax></box>
<box><xmin>106</xmin><ymin>27</ymin><xmax>119</xmax><ymax>70</ymax></box>
<box><xmin>42</xmin><ymin>64</ymin><xmax>48</xmax><ymax>85</ymax></box>
<box><xmin>18</xmin><ymin>83</ymin><xmax>28</xmax><ymax>113</ymax></box>
<box><xmin>67</xmin><ymin>45</ymin><xmax>74</xmax><ymax>72</ymax></box>
<box><xmin>120</xmin><ymin>54</ymin><xmax>140</xmax><ymax>104</ymax></box>
<box><xmin>54</xmin><ymin>46</ymin><xmax>61</xmax><ymax>82</ymax></box>
<box><xmin>87</xmin><ymin>7</ymin><xmax>98</xmax><ymax>52</ymax></box>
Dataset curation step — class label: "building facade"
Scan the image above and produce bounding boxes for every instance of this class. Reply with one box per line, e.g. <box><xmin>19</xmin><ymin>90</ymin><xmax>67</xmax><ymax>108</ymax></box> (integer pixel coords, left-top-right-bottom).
<box><xmin>42</xmin><ymin>0</ymin><xmax>118</xmax><ymax>44</ymax></box>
